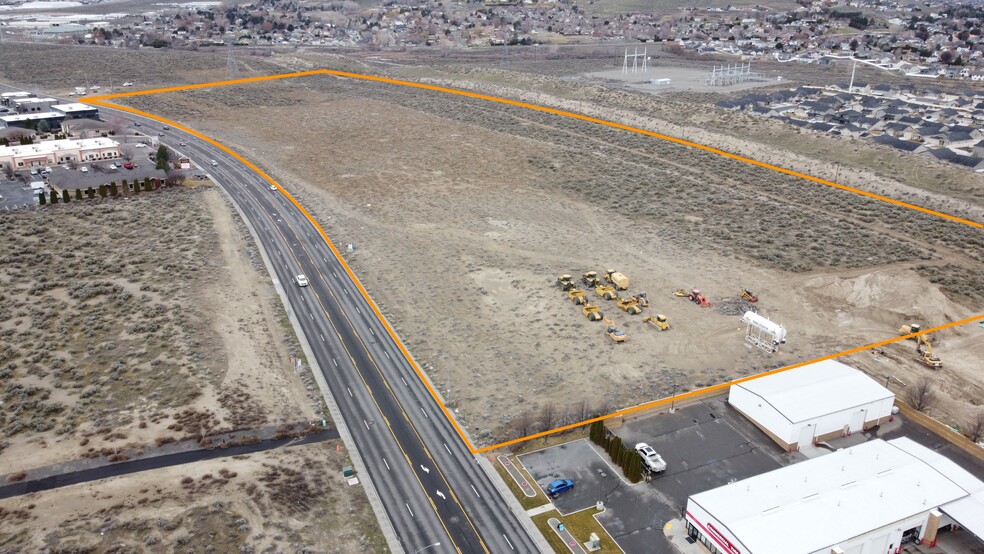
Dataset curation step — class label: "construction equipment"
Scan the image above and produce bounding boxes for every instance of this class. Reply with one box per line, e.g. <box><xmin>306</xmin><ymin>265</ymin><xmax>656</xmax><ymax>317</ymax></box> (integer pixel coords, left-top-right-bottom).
<box><xmin>643</xmin><ymin>314</ymin><xmax>669</xmax><ymax>331</ymax></box>
<box><xmin>603</xmin><ymin>317</ymin><xmax>627</xmax><ymax>343</ymax></box>
<box><xmin>605</xmin><ymin>269</ymin><xmax>629</xmax><ymax>291</ymax></box>
<box><xmin>568</xmin><ymin>288</ymin><xmax>587</xmax><ymax>305</ymax></box>
<box><xmin>595</xmin><ymin>284</ymin><xmax>618</xmax><ymax>301</ymax></box>
<box><xmin>915</xmin><ymin>334</ymin><xmax>943</xmax><ymax>369</ymax></box>
<box><xmin>582</xmin><ymin>304</ymin><xmax>604</xmax><ymax>321</ymax></box>
<box><xmin>674</xmin><ymin>288</ymin><xmax>710</xmax><ymax>308</ymax></box>
<box><xmin>632</xmin><ymin>292</ymin><xmax>650</xmax><ymax>307</ymax></box>
<box><xmin>557</xmin><ymin>274</ymin><xmax>574</xmax><ymax>291</ymax></box>
<box><xmin>616</xmin><ymin>297</ymin><xmax>643</xmax><ymax>315</ymax></box>
<box><xmin>899</xmin><ymin>323</ymin><xmax>932</xmax><ymax>343</ymax></box>
<box><xmin>582</xmin><ymin>271</ymin><xmax>600</xmax><ymax>287</ymax></box>
<box><xmin>740</xmin><ymin>289</ymin><xmax>758</xmax><ymax>303</ymax></box>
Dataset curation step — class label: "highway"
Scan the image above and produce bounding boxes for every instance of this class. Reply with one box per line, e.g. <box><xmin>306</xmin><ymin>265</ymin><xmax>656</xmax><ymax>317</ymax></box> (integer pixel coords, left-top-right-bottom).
<box><xmin>114</xmin><ymin>108</ymin><xmax>541</xmax><ymax>553</ymax></box>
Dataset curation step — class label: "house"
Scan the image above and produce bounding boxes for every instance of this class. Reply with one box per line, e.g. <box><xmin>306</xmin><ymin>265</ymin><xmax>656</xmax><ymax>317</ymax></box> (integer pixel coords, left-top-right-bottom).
<box><xmin>873</xmin><ymin>135</ymin><xmax>922</xmax><ymax>152</ymax></box>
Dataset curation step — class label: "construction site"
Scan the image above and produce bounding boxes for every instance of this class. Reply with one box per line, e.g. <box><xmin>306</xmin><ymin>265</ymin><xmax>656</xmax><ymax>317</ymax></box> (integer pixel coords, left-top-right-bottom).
<box><xmin>84</xmin><ymin>49</ymin><xmax>984</xmax><ymax>449</ymax></box>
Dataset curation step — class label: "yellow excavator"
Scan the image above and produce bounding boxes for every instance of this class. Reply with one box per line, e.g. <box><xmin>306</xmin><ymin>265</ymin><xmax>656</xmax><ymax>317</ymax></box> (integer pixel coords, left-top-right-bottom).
<box><xmin>595</xmin><ymin>284</ymin><xmax>618</xmax><ymax>300</ymax></box>
<box><xmin>568</xmin><ymin>288</ymin><xmax>587</xmax><ymax>305</ymax></box>
<box><xmin>616</xmin><ymin>297</ymin><xmax>643</xmax><ymax>315</ymax></box>
<box><xmin>557</xmin><ymin>274</ymin><xmax>575</xmax><ymax>291</ymax></box>
<box><xmin>582</xmin><ymin>303</ymin><xmax>604</xmax><ymax>321</ymax></box>
<box><xmin>582</xmin><ymin>271</ymin><xmax>600</xmax><ymax>287</ymax></box>
<box><xmin>915</xmin><ymin>334</ymin><xmax>942</xmax><ymax>369</ymax></box>
<box><xmin>643</xmin><ymin>314</ymin><xmax>669</xmax><ymax>331</ymax></box>
<box><xmin>603</xmin><ymin>317</ymin><xmax>627</xmax><ymax>343</ymax></box>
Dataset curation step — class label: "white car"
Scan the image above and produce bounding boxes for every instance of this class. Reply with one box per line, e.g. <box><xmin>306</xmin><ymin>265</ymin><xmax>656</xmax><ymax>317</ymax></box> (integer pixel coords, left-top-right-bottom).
<box><xmin>108</xmin><ymin>163</ymin><xmax>118</xmax><ymax>170</ymax></box>
<box><xmin>635</xmin><ymin>442</ymin><xmax>667</xmax><ymax>473</ymax></box>
<box><xmin>134</xmin><ymin>143</ymin><xmax>147</xmax><ymax>148</ymax></box>
<box><xmin>79</xmin><ymin>166</ymin><xmax>89</xmax><ymax>173</ymax></box>
<box><xmin>296</xmin><ymin>274</ymin><xmax>309</xmax><ymax>287</ymax></box>
<box><xmin>269</xmin><ymin>185</ymin><xmax>278</xmax><ymax>191</ymax></box>
<box><xmin>210</xmin><ymin>159</ymin><xmax>218</xmax><ymax>166</ymax></box>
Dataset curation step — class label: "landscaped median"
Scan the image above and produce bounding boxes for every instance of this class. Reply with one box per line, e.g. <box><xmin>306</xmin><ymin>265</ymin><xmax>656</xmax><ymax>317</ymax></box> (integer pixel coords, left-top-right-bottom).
<box><xmin>532</xmin><ymin>507</ymin><xmax>620</xmax><ymax>553</ymax></box>
<box><xmin>492</xmin><ymin>454</ymin><xmax>549</xmax><ymax>511</ymax></box>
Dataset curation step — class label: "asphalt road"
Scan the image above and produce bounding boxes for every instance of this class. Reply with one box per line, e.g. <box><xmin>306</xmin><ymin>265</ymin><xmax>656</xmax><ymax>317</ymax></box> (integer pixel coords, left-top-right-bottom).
<box><xmin>109</xmin><ymin>106</ymin><xmax>540</xmax><ymax>553</ymax></box>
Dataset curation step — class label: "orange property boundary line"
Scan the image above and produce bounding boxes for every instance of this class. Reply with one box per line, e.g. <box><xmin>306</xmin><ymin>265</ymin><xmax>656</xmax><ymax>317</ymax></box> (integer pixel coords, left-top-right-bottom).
<box><xmin>81</xmin><ymin>70</ymin><xmax>984</xmax><ymax>455</ymax></box>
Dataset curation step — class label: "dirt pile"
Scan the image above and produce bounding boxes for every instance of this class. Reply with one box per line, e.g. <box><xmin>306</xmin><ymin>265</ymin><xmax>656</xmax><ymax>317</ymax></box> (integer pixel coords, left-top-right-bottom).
<box><xmin>802</xmin><ymin>268</ymin><xmax>970</xmax><ymax>330</ymax></box>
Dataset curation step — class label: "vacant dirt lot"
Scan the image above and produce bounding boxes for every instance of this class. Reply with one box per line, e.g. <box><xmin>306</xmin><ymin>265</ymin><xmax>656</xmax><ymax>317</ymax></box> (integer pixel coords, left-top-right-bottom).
<box><xmin>0</xmin><ymin>441</ymin><xmax>385</xmax><ymax>553</ymax></box>
<box><xmin>112</xmin><ymin>62</ymin><xmax>984</xmax><ymax>448</ymax></box>
<box><xmin>0</xmin><ymin>187</ymin><xmax>320</xmax><ymax>471</ymax></box>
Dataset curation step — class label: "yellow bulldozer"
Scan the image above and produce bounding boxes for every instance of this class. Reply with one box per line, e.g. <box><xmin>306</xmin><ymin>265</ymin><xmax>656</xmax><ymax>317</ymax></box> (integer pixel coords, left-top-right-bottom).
<box><xmin>582</xmin><ymin>303</ymin><xmax>604</xmax><ymax>321</ymax></box>
<box><xmin>643</xmin><ymin>314</ymin><xmax>669</xmax><ymax>331</ymax></box>
<box><xmin>603</xmin><ymin>317</ymin><xmax>627</xmax><ymax>343</ymax></box>
<box><xmin>915</xmin><ymin>334</ymin><xmax>943</xmax><ymax>369</ymax></box>
<box><xmin>605</xmin><ymin>269</ymin><xmax>630</xmax><ymax>291</ymax></box>
<box><xmin>899</xmin><ymin>323</ymin><xmax>932</xmax><ymax>343</ymax></box>
<box><xmin>557</xmin><ymin>274</ymin><xmax>575</xmax><ymax>291</ymax></box>
<box><xmin>616</xmin><ymin>297</ymin><xmax>643</xmax><ymax>315</ymax></box>
<box><xmin>568</xmin><ymin>288</ymin><xmax>587</xmax><ymax>305</ymax></box>
<box><xmin>582</xmin><ymin>271</ymin><xmax>600</xmax><ymax>287</ymax></box>
<box><xmin>595</xmin><ymin>284</ymin><xmax>618</xmax><ymax>300</ymax></box>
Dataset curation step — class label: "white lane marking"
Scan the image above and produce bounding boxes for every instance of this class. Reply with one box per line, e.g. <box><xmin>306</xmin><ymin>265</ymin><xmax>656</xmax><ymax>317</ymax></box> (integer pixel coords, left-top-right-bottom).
<box><xmin>319</xmin><ymin>333</ymin><xmax>325</xmax><ymax>342</ymax></box>
<box><xmin>384</xmin><ymin>351</ymin><xmax>390</xmax><ymax>359</ymax></box>
<box><xmin>401</xmin><ymin>377</ymin><xmax>408</xmax><ymax>386</ymax></box>
<box><xmin>420</xmin><ymin>465</ymin><xmax>430</xmax><ymax>474</ymax></box>
<box><xmin>332</xmin><ymin>358</ymin><xmax>338</xmax><ymax>367</ymax></box>
<box><xmin>471</xmin><ymin>484</ymin><xmax>480</xmax><ymax>498</ymax></box>
<box><xmin>420</xmin><ymin>407</ymin><xmax>429</xmax><ymax>419</ymax></box>
<box><xmin>369</xmin><ymin>328</ymin><xmax>374</xmax><ymax>336</ymax></box>
<box><xmin>356</xmin><ymin>306</ymin><xmax>361</xmax><ymax>314</ymax></box>
<box><xmin>343</xmin><ymin>289</ymin><xmax>348</xmax><ymax>295</ymax></box>
<box><xmin>503</xmin><ymin>535</ymin><xmax>514</xmax><ymax>551</ymax></box>
<box><xmin>347</xmin><ymin>387</ymin><xmax>353</xmax><ymax>397</ymax></box>
<box><xmin>383</xmin><ymin>458</ymin><xmax>390</xmax><ymax>470</ymax></box>
<box><xmin>308</xmin><ymin>313</ymin><xmax>314</xmax><ymax>320</ymax></box>
<box><xmin>323</xmin><ymin>257</ymin><xmax>328</xmax><ymax>263</ymax></box>
<box><xmin>277</xmin><ymin>250</ymin><xmax>281</xmax><ymax>256</ymax></box>
<box><xmin>444</xmin><ymin>443</ymin><xmax>452</xmax><ymax>455</ymax></box>
<box><xmin>333</xmin><ymin>271</ymin><xmax>338</xmax><ymax>278</ymax></box>
<box><xmin>363</xmin><ymin>419</ymin><xmax>370</xmax><ymax>430</ymax></box>
<box><xmin>406</xmin><ymin>504</ymin><xmax>414</xmax><ymax>518</ymax></box>
<box><xmin>435</xmin><ymin>490</ymin><xmax>446</xmax><ymax>500</ymax></box>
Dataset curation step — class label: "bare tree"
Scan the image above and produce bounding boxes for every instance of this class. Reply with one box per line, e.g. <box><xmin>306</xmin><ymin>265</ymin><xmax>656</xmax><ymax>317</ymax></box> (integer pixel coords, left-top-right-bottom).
<box><xmin>965</xmin><ymin>410</ymin><xmax>984</xmax><ymax>443</ymax></box>
<box><xmin>905</xmin><ymin>377</ymin><xmax>937</xmax><ymax>412</ymax></box>
<box><xmin>121</xmin><ymin>149</ymin><xmax>134</xmax><ymax>162</ymax></box>
<box><xmin>539</xmin><ymin>403</ymin><xmax>556</xmax><ymax>436</ymax></box>
<box><xmin>575</xmin><ymin>399</ymin><xmax>590</xmax><ymax>423</ymax></box>
<box><xmin>512</xmin><ymin>410</ymin><xmax>535</xmax><ymax>440</ymax></box>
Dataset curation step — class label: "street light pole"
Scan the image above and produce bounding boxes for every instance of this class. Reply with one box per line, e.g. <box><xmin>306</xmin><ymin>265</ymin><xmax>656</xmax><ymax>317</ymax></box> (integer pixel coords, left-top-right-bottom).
<box><xmin>669</xmin><ymin>381</ymin><xmax>678</xmax><ymax>414</ymax></box>
<box><xmin>413</xmin><ymin>543</ymin><xmax>441</xmax><ymax>554</ymax></box>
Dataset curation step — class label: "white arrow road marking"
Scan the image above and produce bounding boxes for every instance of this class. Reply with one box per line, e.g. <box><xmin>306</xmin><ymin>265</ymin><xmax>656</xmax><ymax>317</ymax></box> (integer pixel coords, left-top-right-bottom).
<box><xmin>435</xmin><ymin>490</ymin><xmax>446</xmax><ymax>500</ymax></box>
<box><xmin>420</xmin><ymin>465</ymin><xmax>430</xmax><ymax>474</ymax></box>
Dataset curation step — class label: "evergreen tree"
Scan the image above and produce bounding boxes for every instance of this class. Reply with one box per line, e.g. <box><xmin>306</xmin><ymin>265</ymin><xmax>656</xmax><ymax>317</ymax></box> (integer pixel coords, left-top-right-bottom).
<box><xmin>143</xmin><ymin>179</ymin><xmax>152</xmax><ymax>191</ymax></box>
<box><xmin>155</xmin><ymin>145</ymin><xmax>170</xmax><ymax>170</ymax></box>
<box><xmin>39</xmin><ymin>192</ymin><xmax>46</xmax><ymax>205</ymax></box>
<box><xmin>98</xmin><ymin>185</ymin><xmax>108</xmax><ymax>198</ymax></box>
<box><xmin>86</xmin><ymin>186</ymin><xmax>96</xmax><ymax>198</ymax></box>
<box><xmin>109</xmin><ymin>183</ymin><xmax>118</xmax><ymax>196</ymax></box>
<box><xmin>49</xmin><ymin>190</ymin><xmax>58</xmax><ymax>204</ymax></box>
<box><xmin>61</xmin><ymin>189</ymin><xmax>70</xmax><ymax>203</ymax></box>
<box><xmin>75</xmin><ymin>189</ymin><xmax>83</xmax><ymax>201</ymax></box>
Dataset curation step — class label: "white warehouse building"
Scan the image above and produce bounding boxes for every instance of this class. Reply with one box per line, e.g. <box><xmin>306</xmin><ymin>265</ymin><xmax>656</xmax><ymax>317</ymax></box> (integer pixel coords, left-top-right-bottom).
<box><xmin>728</xmin><ymin>359</ymin><xmax>894</xmax><ymax>452</ymax></box>
<box><xmin>0</xmin><ymin>137</ymin><xmax>120</xmax><ymax>170</ymax></box>
<box><xmin>685</xmin><ymin>438</ymin><xmax>984</xmax><ymax>554</ymax></box>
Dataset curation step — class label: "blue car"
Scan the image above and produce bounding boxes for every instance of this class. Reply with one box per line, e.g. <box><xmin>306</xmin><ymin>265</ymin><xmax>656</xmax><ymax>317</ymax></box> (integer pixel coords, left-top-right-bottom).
<box><xmin>546</xmin><ymin>479</ymin><xmax>574</xmax><ymax>496</ymax></box>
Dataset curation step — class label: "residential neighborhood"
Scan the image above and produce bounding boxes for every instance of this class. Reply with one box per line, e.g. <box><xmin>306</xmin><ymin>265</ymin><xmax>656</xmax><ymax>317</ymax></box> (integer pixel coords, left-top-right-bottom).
<box><xmin>719</xmin><ymin>82</ymin><xmax>984</xmax><ymax>170</ymax></box>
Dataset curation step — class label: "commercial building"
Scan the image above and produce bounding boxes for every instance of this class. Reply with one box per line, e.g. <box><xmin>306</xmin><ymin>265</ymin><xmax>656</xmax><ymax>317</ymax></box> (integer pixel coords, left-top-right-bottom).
<box><xmin>728</xmin><ymin>360</ymin><xmax>894</xmax><ymax>451</ymax></box>
<box><xmin>0</xmin><ymin>112</ymin><xmax>65</xmax><ymax>130</ymax></box>
<box><xmin>685</xmin><ymin>438</ymin><xmax>984</xmax><ymax>554</ymax></box>
<box><xmin>11</xmin><ymin>97</ymin><xmax>58</xmax><ymax>114</ymax></box>
<box><xmin>0</xmin><ymin>137</ymin><xmax>120</xmax><ymax>169</ymax></box>
<box><xmin>0</xmin><ymin>91</ymin><xmax>34</xmax><ymax>108</ymax></box>
<box><xmin>51</xmin><ymin>103</ymin><xmax>99</xmax><ymax>120</ymax></box>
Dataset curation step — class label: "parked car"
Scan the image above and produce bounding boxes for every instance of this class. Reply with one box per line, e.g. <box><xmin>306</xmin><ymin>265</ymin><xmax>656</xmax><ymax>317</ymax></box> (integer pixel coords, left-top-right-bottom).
<box><xmin>635</xmin><ymin>443</ymin><xmax>667</xmax><ymax>473</ymax></box>
<box><xmin>134</xmin><ymin>143</ymin><xmax>147</xmax><ymax>148</ymax></box>
<box><xmin>108</xmin><ymin>163</ymin><xmax>118</xmax><ymax>170</ymax></box>
<box><xmin>79</xmin><ymin>166</ymin><xmax>89</xmax><ymax>173</ymax></box>
<box><xmin>296</xmin><ymin>274</ymin><xmax>309</xmax><ymax>287</ymax></box>
<box><xmin>546</xmin><ymin>479</ymin><xmax>574</xmax><ymax>496</ymax></box>
<box><xmin>123</xmin><ymin>162</ymin><xmax>134</xmax><ymax>170</ymax></box>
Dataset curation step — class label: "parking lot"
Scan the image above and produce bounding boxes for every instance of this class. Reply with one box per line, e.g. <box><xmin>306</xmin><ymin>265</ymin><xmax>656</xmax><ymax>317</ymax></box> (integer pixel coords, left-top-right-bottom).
<box><xmin>0</xmin><ymin>178</ymin><xmax>38</xmax><ymax>209</ymax></box>
<box><xmin>520</xmin><ymin>395</ymin><xmax>798</xmax><ymax>553</ymax></box>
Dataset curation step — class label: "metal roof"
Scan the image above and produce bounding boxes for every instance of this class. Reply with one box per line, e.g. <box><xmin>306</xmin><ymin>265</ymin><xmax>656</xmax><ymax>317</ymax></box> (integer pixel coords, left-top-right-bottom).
<box><xmin>732</xmin><ymin>359</ymin><xmax>893</xmax><ymax>424</ymax></box>
<box><xmin>689</xmin><ymin>438</ymin><xmax>984</xmax><ymax>554</ymax></box>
